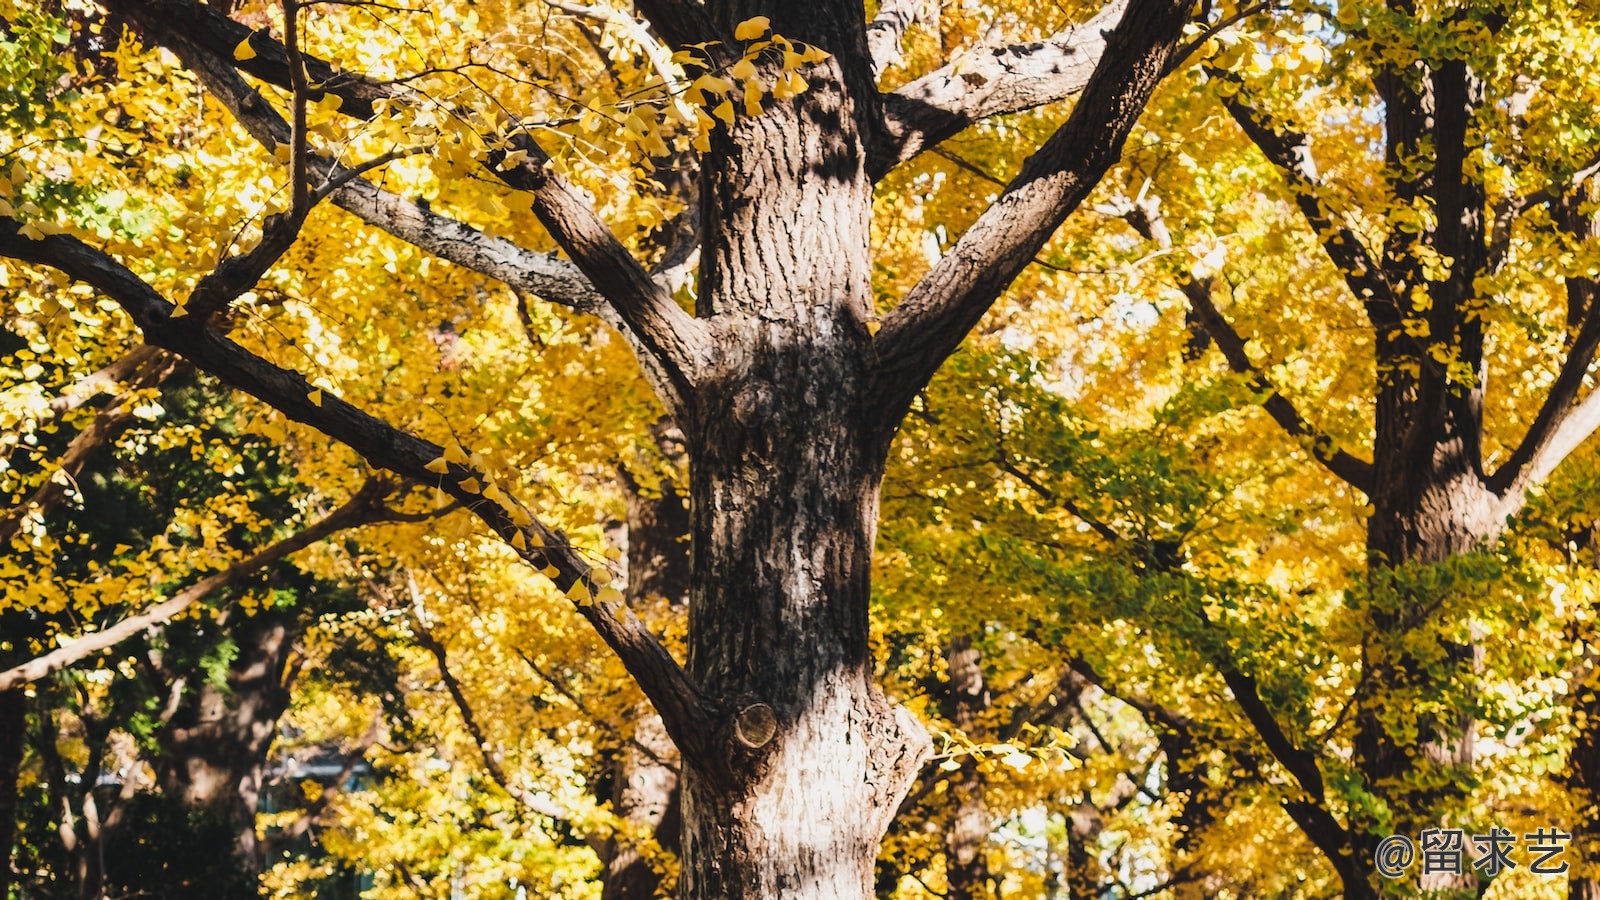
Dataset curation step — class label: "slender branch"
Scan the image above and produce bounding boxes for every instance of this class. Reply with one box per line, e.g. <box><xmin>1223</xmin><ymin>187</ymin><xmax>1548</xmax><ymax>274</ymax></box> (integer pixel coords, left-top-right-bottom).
<box><xmin>1121</xmin><ymin>196</ymin><xmax>1373</xmax><ymax>492</ymax></box>
<box><xmin>871</xmin><ymin>0</ymin><xmax>1129</xmax><ymax>179</ymax></box>
<box><xmin>0</xmin><ymin>218</ymin><xmax>715</xmax><ymax>760</ymax></box>
<box><xmin>1215</xmin><ymin>82</ymin><xmax>1401</xmax><ymax>332</ymax></box>
<box><xmin>0</xmin><ymin>479</ymin><xmax>395</xmax><ymax>691</ymax></box>
<box><xmin>544</xmin><ymin>0</ymin><xmax>694</xmax><ymax>122</ymax></box>
<box><xmin>873</xmin><ymin>0</ymin><xmax>1192</xmax><ymax>421</ymax></box>
<box><xmin>112</xmin><ymin>0</ymin><xmax>707</xmax><ymax>405</ymax></box>
<box><xmin>407</xmin><ymin>573</ymin><xmax>601</xmax><ymax>844</ymax></box>
<box><xmin>0</xmin><ymin>350</ymin><xmax>183</xmax><ymax>547</ymax></box>
<box><xmin>0</xmin><ymin>403</ymin><xmax>135</xmax><ymax>550</ymax></box>
<box><xmin>1490</xmin><ymin>181</ymin><xmax>1600</xmax><ymax>501</ymax></box>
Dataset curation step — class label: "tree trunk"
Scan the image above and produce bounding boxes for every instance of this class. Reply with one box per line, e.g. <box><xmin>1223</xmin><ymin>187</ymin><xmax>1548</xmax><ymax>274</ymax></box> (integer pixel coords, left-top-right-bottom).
<box><xmin>1568</xmin><ymin>649</ymin><xmax>1600</xmax><ymax>900</ymax></box>
<box><xmin>0</xmin><ymin>688</ymin><xmax>24</xmax><ymax>899</ymax></box>
<box><xmin>671</xmin><ymin>9</ymin><xmax>929</xmax><ymax>898</ymax></box>
<box><xmin>158</xmin><ymin>614</ymin><xmax>294</xmax><ymax>873</ymax></box>
<box><xmin>677</xmin><ymin>388</ymin><xmax>927</xmax><ymax>898</ymax></box>
<box><xmin>1350</xmin><ymin>340</ymin><xmax>1498</xmax><ymax>899</ymax></box>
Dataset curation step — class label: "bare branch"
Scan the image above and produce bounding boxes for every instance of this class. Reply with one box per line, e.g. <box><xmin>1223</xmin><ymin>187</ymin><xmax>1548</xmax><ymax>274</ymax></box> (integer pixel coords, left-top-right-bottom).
<box><xmin>871</xmin><ymin>0</ymin><xmax>1128</xmax><ymax>179</ymax></box>
<box><xmin>0</xmin><ymin>479</ymin><xmax>395</xmax><ymax>692</ymax></box>
<box><xmin>113</xmin><ymin>0</ymin><xmax>697</xmax><ymax>410</ymax></box>
<box><xmin>0</xmin><ymin>219</ymin><xmax>715</xmax><ymax>759</ymax></box>
<box><xmin>114</xmin><ymin>0</ymin><xmax>709</xmax><ymax>402</ymax></box>
<box><xmin>872</xmin><ymin>0</ymin><xmax>1192</xmax><ymax>420</ymax></box>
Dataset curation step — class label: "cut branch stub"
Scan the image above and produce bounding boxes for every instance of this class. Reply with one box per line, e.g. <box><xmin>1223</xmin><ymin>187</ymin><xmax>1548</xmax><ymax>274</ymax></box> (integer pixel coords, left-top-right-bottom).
<box><xmin>732</xmin><ymin>703</ymin><xmax>778</xmax><ymax>750</ymax></box>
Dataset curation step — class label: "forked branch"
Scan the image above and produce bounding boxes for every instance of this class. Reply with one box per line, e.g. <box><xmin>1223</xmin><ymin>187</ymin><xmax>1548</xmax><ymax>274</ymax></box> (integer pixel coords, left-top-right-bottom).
<box><xmin>873</xmin><ymin>0</ymin><xmax>1193</xmax><ymax>422</ymax></box>
<box><xmin>871</xmin><ymin>0</ymin><xmax>1130</xmax><ymax>179</ymax></box>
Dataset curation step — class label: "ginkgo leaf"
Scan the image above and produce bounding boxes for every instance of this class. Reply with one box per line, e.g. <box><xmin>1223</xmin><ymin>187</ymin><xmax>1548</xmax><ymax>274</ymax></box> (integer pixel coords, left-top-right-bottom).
<box><xmin>712</xmin><ymin>100</ymin><xmax>735</xmax><ymax>127</ymax></box>
<box><xmin>234</xmin><ymin>35</ymin><xmax>256</xmax><ymax>61</ymax></box>
<box><xmin>308</xmin><ymin>390</ymin><xmax>324</xmax><ymax>407</ymax></box>
<box><xmin>424</xmin><ymin>457</ymin><xmax>450</xmax><ymax>474</ymax></box>
<box><xmin>734</xmin><ymin>16</ymin><xmax>770</xmax><ymax>41</ymax></box>
<box><xmin>565</xmin><ymin>580</ymin><xmax>592</xmax><ymax>604</ymax></box>
<box><xmin>459</xmin><ymin>478</ymin><xmax>482</xmax><ymax>494</ymax></box>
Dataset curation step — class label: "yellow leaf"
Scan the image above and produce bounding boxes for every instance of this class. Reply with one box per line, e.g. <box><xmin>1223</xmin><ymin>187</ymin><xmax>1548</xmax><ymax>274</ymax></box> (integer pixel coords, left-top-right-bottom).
<box><xmin>713</xmin><ymin>100</ymin><xmax>735</xmax><ymax>126</ymax></box>
<box><xmin>729</xmin><ymin>58</ymin><xmax>757</xmax><ymax>81</ymax></box>
<box><xmin>459</xmin><ymin>477</ymin><xmax>482</xmax><ymax>494</ymax></box>
<box><xmin>443</xmin><ymin>444</ymin><xmax>469</xmax><ymax>464</ymax></box>
<box><xmin>424</xmin><ymin>457</ymin><xmax>450</xmax><ymax>474</ymax></box>
<box><xmin>566</xmin><ymin>580</ymin><xmax>593</xmax><ymax>604</ymax></box>
<box><xmin>743</xmin><ymin>85</ymin><xmax>763</xmax><ymax>117</ymax></box>
<box><xmin>541</xmin><ymin>564</ymin><xmax>559</xmax><ymax>578</ymax></box>
<box><xmin>597</xmin><ymin>586</ymin><xmax>624</xmax><ymax>605</ymax></box>
<box><xmin>234</xmin><ymin>35</ymin><xmax>256</xmax><ymax>61</ymax></box>
<box><xmin>511</xmin><ymin>531</ymin><xmax>527</xmax><ymax>550</ymax></box>
<box><xmin>307</xmin><ymin>389</ymin><xmax>323</xmax><ymax>407</ymax></box>
<box><xmin>734</xmin><ymin>16</ymin><xmax>770</xmax><ymax>41</ymax></box>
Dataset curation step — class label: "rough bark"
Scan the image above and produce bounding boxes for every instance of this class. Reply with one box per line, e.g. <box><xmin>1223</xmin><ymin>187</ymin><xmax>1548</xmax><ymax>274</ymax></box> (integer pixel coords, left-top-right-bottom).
<box><xmin>0</xmin><ymin>0</ymin><xmax>1198</xmax><ymax>894</ymax></box>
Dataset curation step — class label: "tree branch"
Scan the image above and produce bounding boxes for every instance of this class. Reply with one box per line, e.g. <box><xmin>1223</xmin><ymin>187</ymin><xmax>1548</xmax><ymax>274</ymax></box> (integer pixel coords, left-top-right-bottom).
<box><xmin>1490</xmin><ymin>181</ymin><xmax>1600</xmax><ymax>501</ymax></box>
<box><xmin>1216</xmin><ymin>83</ymin><xmax>1401</xmax><ymax>332</ymax></box>
<box><xmin>870</xmin><ymin>0</ymin><xmax>1128</xmax><ymax>179</ymax></box>
<box><xmin>866</xmin><ymin>0</ymin><xmax>927</xmax><ymax>78</ymax></box>
<box><xmin>0</xmin><ymin>219</ymin><xmax>716</xmax><ymax>760</ymax></box>
<box><xmin>629</xmin><ymin>0</ymin><xmax>715</xmax><ymax>51</ymax></box>
<box><xmin>872</xmin><ymin>0</ymin><xmax>1192</xmax><ymax>420</ymax></box>
<box><xmin>1120</xmin><ymin>196</ymin><xmax>1373</xmax><ymax>493</ymax></box>
<box><xmin>112</xmin><ymin>0</ymin><xmax>709</xmax><ymax>404</ymax></box>
<box><xmin>0</xmin><ymin>479</ymin><xmax>395</xmax><ymax>692</ymax></box>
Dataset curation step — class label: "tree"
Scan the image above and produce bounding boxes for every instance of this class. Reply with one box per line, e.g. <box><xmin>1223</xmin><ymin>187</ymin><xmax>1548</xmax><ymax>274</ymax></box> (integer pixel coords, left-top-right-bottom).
<box><xmin>867</xmin><ymin>0</ymin><xmax>1600</xmax><ymax>892</ymax></box>
<box><xmin>0</xmin><ymin>0</ymin><xmax>1207</xmax><ymax>895</ymax></box>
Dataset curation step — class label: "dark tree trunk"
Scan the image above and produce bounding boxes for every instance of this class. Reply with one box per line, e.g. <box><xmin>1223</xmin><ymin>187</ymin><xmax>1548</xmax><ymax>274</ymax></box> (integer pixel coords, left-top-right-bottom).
<box><xmin>676</xmin><ymin>11</ymin><xmax>928</xmax><ymax>895</ymax></box>
<box><xmin>942</xmin><ymin>637</ymin><xmax>992</xmax><ymax>900</ymax></box>
<box><xmin>1568</xmin><ymin>652</ymin><xmax>1600</xmax><ymax>900</ymax></box>
<box><xmin>157</xmin><ymin>614</ymin><xmax>294</xmax><ymax>873</ymax></box>
<box><xmin>0</xmin><ymin>688</ymin><xmax>24</xmax><ymax>899</ymax></box>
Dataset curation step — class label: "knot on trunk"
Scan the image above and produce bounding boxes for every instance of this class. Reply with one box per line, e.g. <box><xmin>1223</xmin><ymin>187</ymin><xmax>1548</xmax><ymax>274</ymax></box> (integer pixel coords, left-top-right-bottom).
<box><xmin>732</xmin><ymin>703</ymin><xmax>777</xmax><ymax>750</ymax></box>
